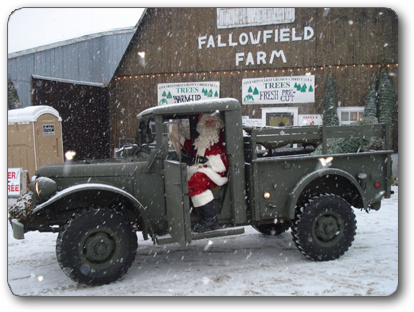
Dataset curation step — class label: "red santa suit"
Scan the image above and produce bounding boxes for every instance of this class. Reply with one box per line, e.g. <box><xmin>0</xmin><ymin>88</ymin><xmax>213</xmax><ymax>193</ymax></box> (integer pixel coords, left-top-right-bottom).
<box><xmin>183</xmin><ymin>114</ymin><xmax>228</xmax><ymax>208</ymax></box>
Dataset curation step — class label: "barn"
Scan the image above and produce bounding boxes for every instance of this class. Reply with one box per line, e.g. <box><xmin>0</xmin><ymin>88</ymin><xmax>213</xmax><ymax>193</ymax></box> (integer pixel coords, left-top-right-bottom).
<box><xmin>8</xmin><ymin>26</ymin><xmax>136</xmax><ymax>159</ymax></box>
<box><xmin>108</xmin><ymin>8</ymin><xmax>398</xmax><ymax>153</ymax></box>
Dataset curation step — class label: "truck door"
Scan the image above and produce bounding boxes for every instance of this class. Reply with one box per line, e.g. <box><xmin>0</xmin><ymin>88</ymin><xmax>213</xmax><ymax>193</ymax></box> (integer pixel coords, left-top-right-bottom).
<box><xmin>163</xmin><ymin>159</ymin><xmax>192</xmax><ymax>246</ymax></box>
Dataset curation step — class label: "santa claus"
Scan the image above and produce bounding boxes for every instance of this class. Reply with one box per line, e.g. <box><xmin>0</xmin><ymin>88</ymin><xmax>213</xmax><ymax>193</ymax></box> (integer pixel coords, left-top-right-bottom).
<box><xmin>181</xmin><ymin>113</ymin><xmax>228</xmax><ymax>233</ymax></box>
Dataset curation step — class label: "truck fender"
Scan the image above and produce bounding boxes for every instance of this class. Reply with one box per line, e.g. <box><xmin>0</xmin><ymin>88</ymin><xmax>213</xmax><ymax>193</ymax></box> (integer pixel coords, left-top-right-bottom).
<box><xmin>286</xmin><ymin>168</ymin><xmax>366</xmax><ymax>220</ymax></box>
<box><xmin>33</xmin><ymin>183</ymin><xmax>153</xmax><ymax>234</ymax></box>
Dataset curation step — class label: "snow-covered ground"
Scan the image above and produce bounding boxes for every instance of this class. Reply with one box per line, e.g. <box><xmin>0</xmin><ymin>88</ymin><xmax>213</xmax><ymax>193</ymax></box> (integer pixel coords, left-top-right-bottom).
<box><xmin>7</xmin><ymin>187</ymin><xmax>398</xmax><ymax>296</ymax></box>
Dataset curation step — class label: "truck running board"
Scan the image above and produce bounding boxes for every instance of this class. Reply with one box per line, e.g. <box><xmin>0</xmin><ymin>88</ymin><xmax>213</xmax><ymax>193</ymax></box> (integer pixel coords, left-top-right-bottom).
<box><xmin>155</xmin><ymin>227</ymin><xmax>245</xmax><ymax>245</ymax></box>
<box><xmin>191</xmin><ymin>227</ymin><xmax>245</xmax><ymax>241</ymax></box>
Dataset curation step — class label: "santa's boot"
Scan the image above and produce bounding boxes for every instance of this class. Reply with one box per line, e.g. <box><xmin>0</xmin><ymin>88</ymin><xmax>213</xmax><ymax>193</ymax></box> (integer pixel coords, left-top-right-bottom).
<box><xmin>193</xmin><ymin>201</ymin><xmax>219</xmax><ymax>233</ymax></box>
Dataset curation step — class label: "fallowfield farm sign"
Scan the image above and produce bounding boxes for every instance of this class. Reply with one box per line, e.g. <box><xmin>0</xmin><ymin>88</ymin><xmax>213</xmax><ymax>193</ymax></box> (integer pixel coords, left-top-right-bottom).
<box><xmin>197</xmin><ymin>26</ymin><xmax>315</xmax><ymax>66</ymax></box>
<box><xmin>242</xmin><ymin>75</ymin><xmax>315</xmax><ymax>104</ymax></box>
<box><xmin>157</xmin><ymin>82</ymin><xmax>220</xmax><ymax>105</ymax></box>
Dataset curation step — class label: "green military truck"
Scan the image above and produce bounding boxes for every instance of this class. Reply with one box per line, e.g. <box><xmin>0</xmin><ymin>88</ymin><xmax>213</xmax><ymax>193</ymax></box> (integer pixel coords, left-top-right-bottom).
<box><xmin>9</xmin><ymin>98</ymin><xmax>393</xmax><ymax>285</ymax></box>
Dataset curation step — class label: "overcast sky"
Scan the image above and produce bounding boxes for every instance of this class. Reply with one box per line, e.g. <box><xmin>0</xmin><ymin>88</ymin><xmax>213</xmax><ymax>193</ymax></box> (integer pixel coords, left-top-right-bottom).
<box><xmin>8</xmin><ymin>8</ymin><xmax>144</xmax><ymax>53</ymax></box>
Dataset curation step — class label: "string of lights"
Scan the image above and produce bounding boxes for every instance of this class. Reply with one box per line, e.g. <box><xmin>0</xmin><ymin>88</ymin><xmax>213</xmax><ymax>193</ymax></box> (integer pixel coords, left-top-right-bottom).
<box><xmin>114</xmin><ymin>63</ymin><xmax>398</xmax><ymax>82</ymax></box>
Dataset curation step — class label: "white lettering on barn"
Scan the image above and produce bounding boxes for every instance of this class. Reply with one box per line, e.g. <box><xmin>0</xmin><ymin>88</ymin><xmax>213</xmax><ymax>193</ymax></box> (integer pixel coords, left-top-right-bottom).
<box><xmin>197</xmin><ymin>26</ymin><xmax>314</xmax><ymax>66</ymax></box>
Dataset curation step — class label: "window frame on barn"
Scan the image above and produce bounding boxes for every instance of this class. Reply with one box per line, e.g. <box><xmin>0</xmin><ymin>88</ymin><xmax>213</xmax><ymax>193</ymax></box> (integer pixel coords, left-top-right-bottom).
<box><xmin>337</xmin><ymin>107</ymin><xmax>365</xmax><ymax>125</ymax></box>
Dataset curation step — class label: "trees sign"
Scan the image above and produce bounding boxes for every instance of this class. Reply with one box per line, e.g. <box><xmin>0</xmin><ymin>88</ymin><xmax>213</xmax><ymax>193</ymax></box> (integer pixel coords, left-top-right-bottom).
<box><xmin>242</xmin><ymin>75</ymin><xmax>315</xmax><ymax>104</ymax></box>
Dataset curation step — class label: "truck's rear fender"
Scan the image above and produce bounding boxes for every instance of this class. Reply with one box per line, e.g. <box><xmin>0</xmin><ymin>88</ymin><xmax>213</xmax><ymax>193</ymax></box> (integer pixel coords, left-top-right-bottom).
<box><xmin>287</xmin><ymin>168</ymin><xmax>365</xmax><ymax>219</ymax></box>
<box><xmin>32</xmin><ymin>183</ymin><xmax>154</xmax><ymax>236</ymax></box>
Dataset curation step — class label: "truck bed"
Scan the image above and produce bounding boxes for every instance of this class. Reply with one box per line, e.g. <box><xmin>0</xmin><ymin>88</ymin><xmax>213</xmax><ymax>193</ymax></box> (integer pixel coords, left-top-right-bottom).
<box><xmin>243</xmin><ymin>123</ymin><xmax>393</xmax><ymax>223</ymax></box>
<box><xmin>243</xmin><ymin>123</ymin><xmax>391</xmax><ymax>159</ymax></box>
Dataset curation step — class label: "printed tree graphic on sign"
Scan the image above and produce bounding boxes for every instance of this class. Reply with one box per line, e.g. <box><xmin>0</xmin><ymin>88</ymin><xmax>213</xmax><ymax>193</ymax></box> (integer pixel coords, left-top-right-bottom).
<box><xmin>214</xmin><ymin>91</ymin><xmax>218</xmax><ymax>97</ymax></box>
<box><xmin>244</xmin><ymin>85</ymin><xmax>255</xmax><ymax>103</ymax></box>
<box><xmin>301</xmin><ymin>84</ymin><xmax>307</xmax><ymax>92</ymax></box>
<box><xmin>253</xmin><ymin>87</ymin><xmax>259</xmax><ymax>95</ymax></box>
<box><xmin>159</xmin><ymin>90</ymin><xmax>169</xmax><ymax>105</ymax></box>
<box><xmin>295</xmin><ymin>83</ymin><xmax>301</xmax><ymax>91</ymax></box>
<box><xmin>167</xmin><ymin>91</ymin><xmax>172</xmax><ymax>99</ymax></box>
<box><xmin>309</xmin><ymin>85</ymin><xmax>314</xmax><ymax>92</ymax></box>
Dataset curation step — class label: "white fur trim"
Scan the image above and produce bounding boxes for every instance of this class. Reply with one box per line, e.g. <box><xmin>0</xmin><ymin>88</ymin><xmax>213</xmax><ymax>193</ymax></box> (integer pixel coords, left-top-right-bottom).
<box><xmin>206</xmin><ymin>154</ymin><xmax>226</xmax><ymax>173</ymax></box>
<box><xmin>197</xmin><ymin>167</ymin><xmax>228</xmax><ymax>186</ymax></box>
<box><xmin>187</xmin><ymin>157</ymin><xmax>228</xmax><ymax>186</ymax></box>
<box><xmin>191</xmin><ymin>190</ymin><xmax>214</xmax><ymax>207</ymax></box>
<box><xmin>187</xmin><ymin>164</ymin><xmax>198</xmax><ymax>180</ymax></box>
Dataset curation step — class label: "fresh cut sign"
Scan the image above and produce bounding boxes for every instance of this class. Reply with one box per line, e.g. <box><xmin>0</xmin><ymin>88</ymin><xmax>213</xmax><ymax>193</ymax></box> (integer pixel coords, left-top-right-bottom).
<box><xmin>242</xmin><ymin>75</ymin><xmax>315</xmax><ymax>104</ymax></box>
<box><xmin>157</xmin><ymin>82</ymin><xmax>220</xmax><ymax>105</ymax></box>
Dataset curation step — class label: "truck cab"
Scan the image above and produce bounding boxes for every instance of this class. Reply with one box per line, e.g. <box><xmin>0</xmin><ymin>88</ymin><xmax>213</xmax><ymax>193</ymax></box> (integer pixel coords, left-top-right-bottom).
<box><xmin>135</xmin><ymin>98</ymin><xmax>248</xmax><ymax>246</ymax></box>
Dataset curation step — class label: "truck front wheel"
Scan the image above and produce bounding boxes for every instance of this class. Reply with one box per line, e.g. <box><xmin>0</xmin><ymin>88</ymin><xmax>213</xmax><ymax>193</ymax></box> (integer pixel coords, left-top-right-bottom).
<box><xmin>56</xmin><ymin>207</ymin><xmax>137</xmax><ymax>285</ymax></box>
<box><xmin>292</xmin><ymin>194</ymin><xmax>356</xmax><ymax>261</ymax></box>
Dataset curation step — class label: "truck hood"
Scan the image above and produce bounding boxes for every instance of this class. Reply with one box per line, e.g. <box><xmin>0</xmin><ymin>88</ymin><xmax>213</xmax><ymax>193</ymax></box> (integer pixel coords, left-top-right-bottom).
<box><xmin>35</xmin><ymin>159</ymin><xmax>144</xmax><ymax>179</ymax></box>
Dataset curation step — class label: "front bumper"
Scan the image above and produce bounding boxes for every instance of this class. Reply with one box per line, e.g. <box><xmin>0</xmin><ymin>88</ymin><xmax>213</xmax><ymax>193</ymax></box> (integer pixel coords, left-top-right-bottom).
<box><xmin>11</xmin><ymin>219</ymin><xmax>25</xmax><ymax>239</ymax></box>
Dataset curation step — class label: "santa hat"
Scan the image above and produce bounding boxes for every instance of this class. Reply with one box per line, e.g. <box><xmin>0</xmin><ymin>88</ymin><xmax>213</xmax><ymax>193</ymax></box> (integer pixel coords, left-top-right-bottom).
<box><xmin>197</xmin><ymin>113</ymin><xmax>224</xmax><ymax>134</ymax></box>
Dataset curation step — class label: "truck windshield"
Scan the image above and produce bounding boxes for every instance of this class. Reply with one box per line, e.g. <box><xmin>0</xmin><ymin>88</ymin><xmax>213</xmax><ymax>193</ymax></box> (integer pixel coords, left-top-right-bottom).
<box><xmin>138</xmin><ymin>116</ymin><xmax>156</xmax><ymax>146</ymax></box>
<box><xmin>164</xmin><ymin>118</ymin><xmax>191</xmax><ymax>160</ymax></box>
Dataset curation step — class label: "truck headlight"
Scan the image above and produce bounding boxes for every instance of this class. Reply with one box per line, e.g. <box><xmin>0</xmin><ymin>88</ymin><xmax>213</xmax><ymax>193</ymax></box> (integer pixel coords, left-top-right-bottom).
<box><xmin>34</xmin><ymin>177</ymin><xmax>57</xmax><ymax>199</ymax></box>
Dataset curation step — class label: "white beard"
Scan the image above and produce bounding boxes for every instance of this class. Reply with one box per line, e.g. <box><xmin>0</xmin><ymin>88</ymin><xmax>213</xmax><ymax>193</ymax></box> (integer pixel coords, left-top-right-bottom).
<box><xmin>194</xmin><ymin>126</ymin><xmax>220</xmax><ymax>156</ymax></box>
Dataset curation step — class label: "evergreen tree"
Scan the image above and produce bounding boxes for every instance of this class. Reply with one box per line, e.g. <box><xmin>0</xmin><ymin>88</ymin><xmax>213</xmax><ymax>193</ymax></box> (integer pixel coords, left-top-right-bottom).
<box><xmin>8</xmin><ymin>79</ymin><xmax>20</xmax><ymax>110</ymax></box>
<box><xmin>378</xmin><ymin>67</ymin><xmax>396</xmax><ymax>143</ymax></box>
<box><xmin>323</xmin><ymin>72</ymin><xmax>339</xmax><ymax>126</ymax></box>
<box><xmin>314</xmin><ymin>73</ymin><xmax>389</xmax><ymax>155</ymax></box>
<box><xmin>364</xmin><ymin>80</ymin><xmax>378</xmax><ymax>123</ymax></box>
<box><xmin>314</xmin><ymin>70</ymin><xmax>395</xmax><ymax>155</ymax></box>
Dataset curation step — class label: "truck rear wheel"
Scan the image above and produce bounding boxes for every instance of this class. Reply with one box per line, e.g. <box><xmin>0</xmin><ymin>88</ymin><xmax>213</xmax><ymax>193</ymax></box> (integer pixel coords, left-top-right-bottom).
<box><xmin>292</xmin><ymin>194</ymin><xmax>356</xmax><ymax>261</ymax></box>
<box><xmin>56</xmin><ymin>207</ymin><xmax>137</xmax><ymax>285</ymax></box>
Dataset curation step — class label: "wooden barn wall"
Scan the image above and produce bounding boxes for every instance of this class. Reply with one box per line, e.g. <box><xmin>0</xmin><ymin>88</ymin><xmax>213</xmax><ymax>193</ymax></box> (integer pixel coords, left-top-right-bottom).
<box><xmin>32</xmin><ymin>78</ymin><xmax>110</xmax><ymax>160</ymax></box>
<box><xmin>109</xmin><ymin>8</ymin><xmax>398</xmax><ymax>151</ymax></box>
